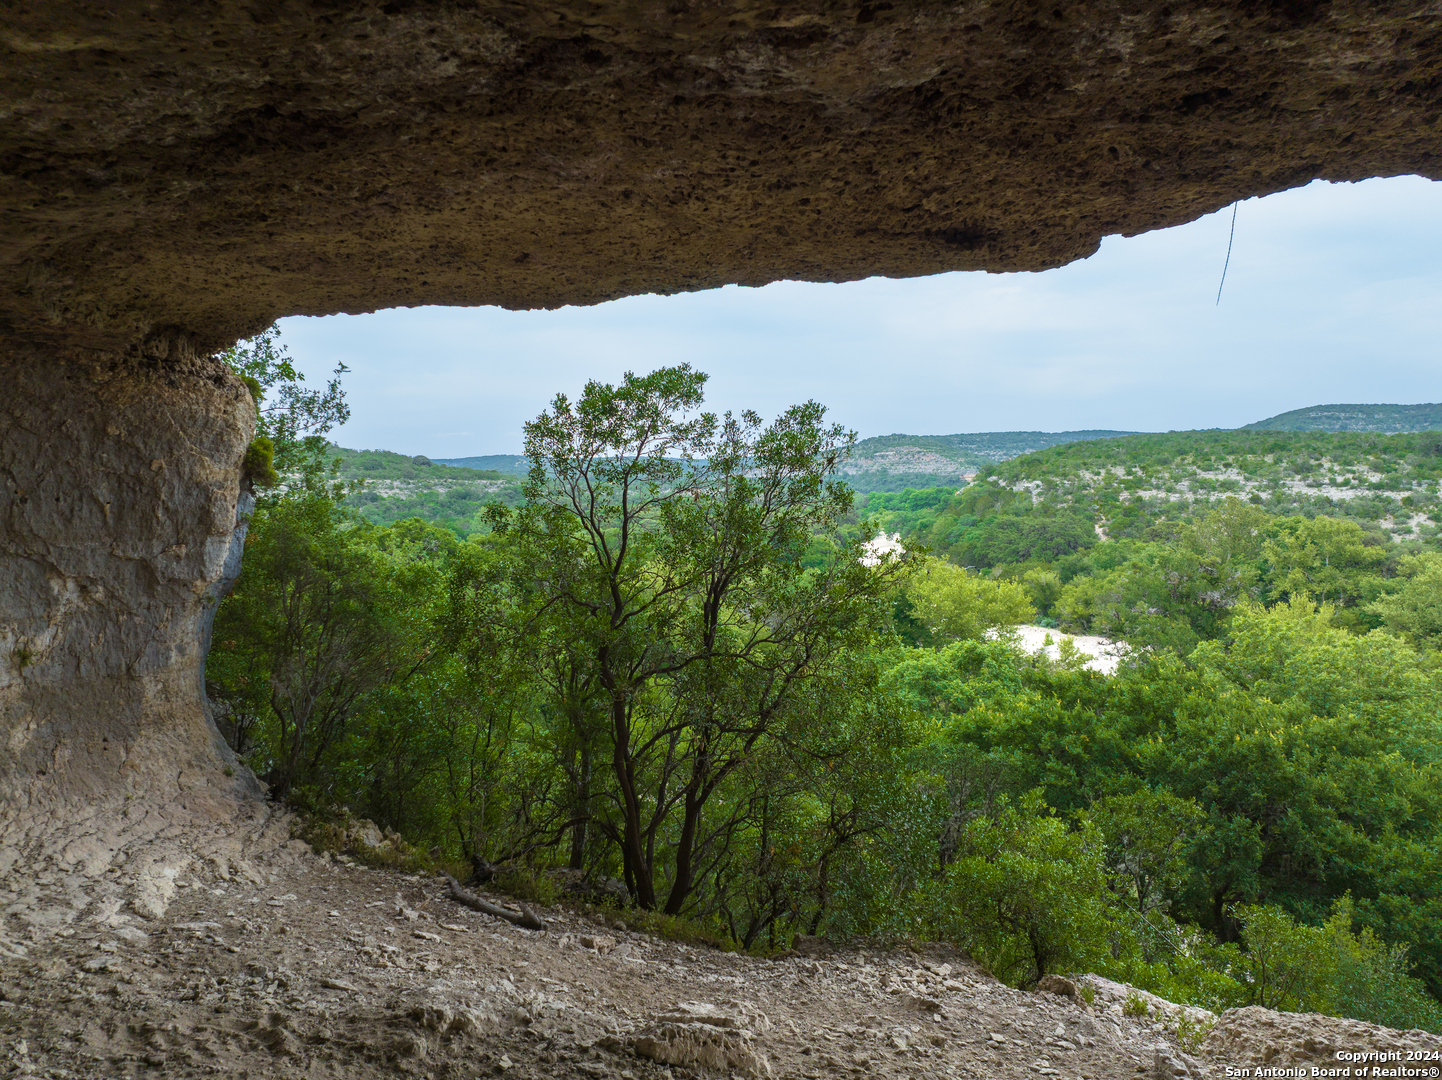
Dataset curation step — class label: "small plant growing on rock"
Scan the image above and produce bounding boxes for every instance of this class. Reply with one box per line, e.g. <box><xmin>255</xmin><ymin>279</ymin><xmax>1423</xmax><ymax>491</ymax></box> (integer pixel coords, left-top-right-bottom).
<box><xmin>1173</xmin><ymin>1012</ymin><xmax>1216</xmax><ymax>1055</ymax></box>
<box><xmin>1122</xmin><ymin>990</ymin><xmax>1151</xmax><ymax>1018</ymax></box>
<box><xmin>242</xmin><ymin>435</ymin><xmax>279</xmax><ymax>488</ymax></box>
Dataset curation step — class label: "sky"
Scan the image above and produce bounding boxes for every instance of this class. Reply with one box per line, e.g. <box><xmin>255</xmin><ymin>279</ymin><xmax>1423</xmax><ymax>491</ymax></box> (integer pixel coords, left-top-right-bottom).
<box><xmin>275</xmin><ymin>174</ymin><xmax>1442</xmax><ymax>459</ymax></box>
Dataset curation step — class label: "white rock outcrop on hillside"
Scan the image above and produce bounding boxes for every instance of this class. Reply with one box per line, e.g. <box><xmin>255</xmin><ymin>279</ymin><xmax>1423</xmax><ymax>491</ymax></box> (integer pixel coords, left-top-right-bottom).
<box><xmin>995</xmin><ymin>624</ymin><xmax>1129</xmax><ymax>675</ymax></box>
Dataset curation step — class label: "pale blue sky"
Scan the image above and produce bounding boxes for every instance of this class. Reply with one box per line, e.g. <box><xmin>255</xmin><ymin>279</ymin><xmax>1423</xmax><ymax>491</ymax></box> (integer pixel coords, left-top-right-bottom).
<box><xmin>276</xmin><ymin>175</ymin><xmax>1442</xmax><ymax>458</ymax></box>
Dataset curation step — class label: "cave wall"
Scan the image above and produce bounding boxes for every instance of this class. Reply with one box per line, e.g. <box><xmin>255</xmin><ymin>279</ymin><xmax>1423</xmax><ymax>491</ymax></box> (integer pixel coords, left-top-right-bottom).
<box><xmin>0</xmin><ymin>347</ymin><xmax>261</xmax><ymax>909</ymax></box>
<box><xmin>1</xmin><ymin>1</ymin><xmax>1441</xmax><ymax>913</ymax></box>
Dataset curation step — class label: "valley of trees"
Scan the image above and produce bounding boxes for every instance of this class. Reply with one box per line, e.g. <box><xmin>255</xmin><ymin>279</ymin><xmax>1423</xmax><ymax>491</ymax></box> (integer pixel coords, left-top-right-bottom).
<box><xmin>329</xmin><ymin>446</ymin><xmax>525</xmax><ymax>536</ymax></box>
<box><xmin>212</xmin><ymin>328</ymin><xmax>1442</xmax><ymax>1034</ymax></box>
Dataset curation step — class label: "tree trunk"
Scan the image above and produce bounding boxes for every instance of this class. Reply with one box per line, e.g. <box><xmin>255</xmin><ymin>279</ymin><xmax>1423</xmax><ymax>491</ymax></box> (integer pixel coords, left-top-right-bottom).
<box><xmin>608</xmin><ymin>686</ymin><xmax>656</xmax><ymax>909</ymax></box>
<box><xmin>568</xmin><ymin>734</ymin><xmax>590</xmax><ymax>870</ymax></box>
<box><xmin>663</xmin><ymin>786</ymin><xmax>704</xmax><ymax>916</ymax></box>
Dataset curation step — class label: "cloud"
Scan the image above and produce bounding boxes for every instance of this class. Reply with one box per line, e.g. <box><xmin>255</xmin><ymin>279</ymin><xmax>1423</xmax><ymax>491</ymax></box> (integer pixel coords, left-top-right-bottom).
<box><xmin>276</xmin><ymin>175</ymin><xmax>1442</xmax><ymax>457</ymax></box>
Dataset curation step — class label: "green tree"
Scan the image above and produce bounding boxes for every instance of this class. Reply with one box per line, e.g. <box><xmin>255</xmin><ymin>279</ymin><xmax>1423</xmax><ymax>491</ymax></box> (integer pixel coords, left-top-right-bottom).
<box><xmin>210</xmin><ymin>501</ymin><xmax>433</xmax><ymax>799</ymax></box>
<box><xmin>1263</xmin><ymin>515</ymin><xmax>1387</xmax><ymax>613</ymax></box>
<box><xmin>1231</xmin><ymin>899</ymin><xmax>1442</xmax><ymax>1030</ymax></box>
<box><xmin>421</xmin><ymin>532</ymin><xmax>552</xmax><ymax>867</ymax></box>
<box><xmin>1021</xmin><ymin>567</ymin><xmax>1063</xmax><ymax>619</ymax></box>
<box><xmin>1368</xmin><ymin>552</ymin><xmax>1442</xmax><ymax>648</ymax></box>
<box><xmin>708</xmin><ymin>684</ymin><xmax>913</xmax><ymax>949</ymax></box>
<box><xmin>905</xmin><ymin>557</ymin><xmax>1035</xmax><ymax>643</ymax></box>
<box><xmin>1081</xmin><ymin>500</ymin><xmax>1271</xmax><ymax>654</ymax></box>
<box><xmin>494</xmin><ymin>366</ymin><xmax>904</xmax><ymax>911</ymax></box>
<box><xmin>1089</xmin><ymin>789</ymin><xmax>1204</xmax><ymax>920</ymax></box>
<box><xmin>221</xmin><ymin>324</ymin><xmax>351</xmax><ymax>501</ymax></box>
<box><xmin>921</xmin><ymin>791</ymin><xmax>1110</xmax><ymax>988</ymax></box>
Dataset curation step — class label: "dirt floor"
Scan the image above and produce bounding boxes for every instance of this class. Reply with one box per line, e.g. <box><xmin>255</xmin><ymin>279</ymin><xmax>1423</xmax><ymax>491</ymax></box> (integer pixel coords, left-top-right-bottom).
<box><xmin>2</xmin><ymin>842</ymin><xmax>1438</xmax><ymax>1080</ymax></box>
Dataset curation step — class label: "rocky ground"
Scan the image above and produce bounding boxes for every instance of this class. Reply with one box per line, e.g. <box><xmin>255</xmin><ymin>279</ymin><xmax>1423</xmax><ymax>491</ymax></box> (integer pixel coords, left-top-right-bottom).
<box><xmin>2</xmin><ymin>838</ymin><xmax>1439</xmax><ymax>1080</ymax></box>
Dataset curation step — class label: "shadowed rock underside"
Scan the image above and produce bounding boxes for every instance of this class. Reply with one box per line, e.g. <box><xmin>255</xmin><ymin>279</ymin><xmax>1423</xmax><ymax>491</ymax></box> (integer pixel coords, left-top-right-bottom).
<box><xmin>2</xmin><ymin>0</ymin><xmax>1440</xmax><ymax>358</ymax></box>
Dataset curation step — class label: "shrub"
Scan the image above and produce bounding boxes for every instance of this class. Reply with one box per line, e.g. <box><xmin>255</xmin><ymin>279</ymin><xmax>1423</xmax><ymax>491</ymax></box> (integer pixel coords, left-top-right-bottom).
<box><xmin>492</xmin><ymin>867</ymin><xmax>561</xmax><ymax>907</ymax></box>
<box><xmin>920</xmin><ymin>791</ymin><xmax>1110</xmax><ymax>988</ymax></box>
<box><xmin>1233</xmin><ymin>898</ymin><xmax>1442</xmax><ymax>1033</ymax></box>
<box><xmin>1173</xmin><ymin>1012</ymin><xmax>1216</xmax><ymax>1055</ymax></box>
<box><xmin>1122</xmin><ymin>990</ymin><xmax>1151</xmax><ymax>1018</ymax></box>
<box><xmin>622</xmin><ymin>908</ymin><xmax>733</xmax><ymax>952</ymax></box>
<box><xmin>242</xmin><ymin>435</ymin><xmax>279</xmax><ymax>488</ymax></box>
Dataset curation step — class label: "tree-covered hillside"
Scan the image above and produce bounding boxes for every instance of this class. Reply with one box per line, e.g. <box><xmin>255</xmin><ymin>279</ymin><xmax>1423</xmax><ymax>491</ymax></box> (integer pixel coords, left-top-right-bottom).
<box><xmin>352</xmin><ymin>402</ymin><xmax>1442</xmax><ymax>528</ymax></box>
<box><xmin>868</xmin><ymin>428</ymin><xmax>1442</xmax><ymax>551</ymax></box>
<box><xmin>863</xmin><ymin>428</ymin><xmax>1442</xmax><ymax>651</ymax></box>
<box><xmin>434</xmin><ymin>453</ymin><xmax>529</xmax><ymax>473</ymax></box>
<box><xmin>1243</xmin><ymin>402</ymin><xmax>1442</xmax><ymax>432</ymax></box>
<box><xmin>330</xmin><ymin>445</ymin><xmax>524</xmax><ymax>535</ymax></box>
<box><xmin>840</xmin><ymin>429</ymin><xmax>1136</xmax><ymax>492</ymax></box>
<box><xmin>332</xmin><ymin>445</ymin><xmax>509</xmax><ymax>483</ymax></box>
<box><xmin>350</xmin><ymin>432</ymin><xmax>1137</xmax><ymax>526</ymax></box>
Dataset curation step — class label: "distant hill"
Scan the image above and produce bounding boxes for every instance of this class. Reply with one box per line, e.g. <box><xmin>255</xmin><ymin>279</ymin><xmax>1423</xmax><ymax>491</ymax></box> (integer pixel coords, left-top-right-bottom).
<box><xmin>427</xmin><ymin>434</ymin><xmax>1140</xmax><ymax>495</ymax></box>
<box><xmin>333</xmin><ymin>415</ymin><xmax>1442</xmax><ymax>542</ymax></box>
<box><xmin>331</xmin><ymin>445</ymin><xmax>509</xmax><ymax>484</ymax></box>
<box><xmin>324</xmin><ymin>446</ymin><xmax>524</xmax><ymax>537</ymax></box>
<box><xmin>434</xmin><ymin>454</ymin><xmax>529</xmax><ymax>474</ymax></box>
<box><xmin>1243</xmin><ymin>403</ymin><xmax>1442</xmax><ymax>433</ymax></box>
<box><xmin>891</xmin><ymin>430</ymin><xmax>1140</xmax><ymax>461</ymax></box>
<box><xmin>862</xmin><ymin>427</ymin><xmax>1442</xmax><ymax>569</ymax></box>
<box><xmin>840</xmin><ymin>430</ymin><xmax>1138</xmax><ymax>492</ymax></box>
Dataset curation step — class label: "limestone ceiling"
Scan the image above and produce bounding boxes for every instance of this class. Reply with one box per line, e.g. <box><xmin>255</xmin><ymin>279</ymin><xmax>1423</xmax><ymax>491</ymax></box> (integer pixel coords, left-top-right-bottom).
<box><xmin>2</xmin><ymin>1</ymin><xmax>1439</xmax><ymax>356</ymax></box>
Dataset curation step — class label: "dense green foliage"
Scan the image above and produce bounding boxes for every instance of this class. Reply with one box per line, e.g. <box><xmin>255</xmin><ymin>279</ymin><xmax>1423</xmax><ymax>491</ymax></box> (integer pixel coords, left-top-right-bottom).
<box><xmin>864</xmin><ymin>429</ymin><xmax>1442</xmax><ymax>645</ymax></box>
<box><xmin>214</xmin><ymin>366</ymin><xmax>918</xmax><ymax>950</ymax></box>
<box><xmin>885</xmin><ymin>609</ymin><xmax>1442</xmax><ymax>1009</ymax></box>
<box><xmin>348</xmin><ymin>481</ymin><xmax>525</xmax><ymax>534</ymax></box>
<box><xmin>210</xmin><ymin>348</ymin><xmax>1442</xmax><ymax>1033</ymax></box>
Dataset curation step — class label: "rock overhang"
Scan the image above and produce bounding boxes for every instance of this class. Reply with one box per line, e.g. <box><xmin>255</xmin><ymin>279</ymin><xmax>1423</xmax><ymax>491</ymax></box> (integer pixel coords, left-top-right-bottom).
<box><xmin>2</xmin><ymin>0</ymin><xmax>1439</xmax><ymax>358</ymax></box>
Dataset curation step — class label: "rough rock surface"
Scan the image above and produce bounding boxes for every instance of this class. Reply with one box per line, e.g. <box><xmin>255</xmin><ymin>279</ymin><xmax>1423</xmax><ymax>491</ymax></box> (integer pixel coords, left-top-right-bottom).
<box><xmin>0</xmin><ymin>346</ymin><xmax>261</xmax><ymax>907</ymax></box>
<box><xmin>3</xmin><ymin>848</ymin><xmax>1438</xmax><ymax>1080</ymax></box>
<box><xmin>3</xmin><ymin>1</ymin><xmax>1441</xmax><ymax>356</ymax></box>
<box><xmin>1205</xmin><ymin>1005</ymin><xmax>1442</xmax><ymax>1068</ymax></box>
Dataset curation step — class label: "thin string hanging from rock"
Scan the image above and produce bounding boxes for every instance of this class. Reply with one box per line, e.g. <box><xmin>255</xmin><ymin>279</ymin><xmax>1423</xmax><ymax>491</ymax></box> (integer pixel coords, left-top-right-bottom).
<box><xmin>1215</xmin><ymin>201</ymin><xmax>1238</xmax><ymax>305</ymax></box>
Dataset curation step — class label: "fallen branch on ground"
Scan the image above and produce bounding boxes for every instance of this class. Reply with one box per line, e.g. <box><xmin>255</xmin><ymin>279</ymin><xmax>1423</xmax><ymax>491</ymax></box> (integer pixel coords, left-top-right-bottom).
<box><xmin>441</xmin><ymin>873</ymin><xmax>548</xmax><ymax>931</ymax></box>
